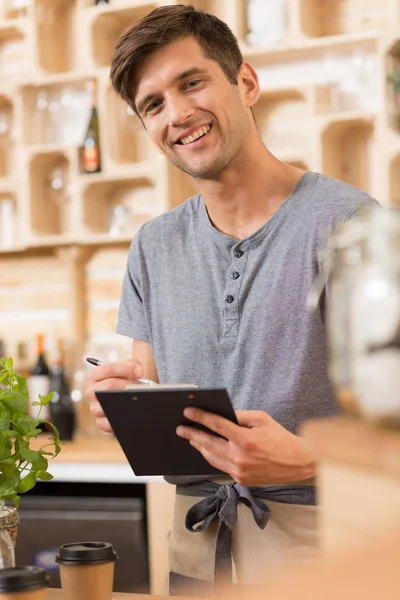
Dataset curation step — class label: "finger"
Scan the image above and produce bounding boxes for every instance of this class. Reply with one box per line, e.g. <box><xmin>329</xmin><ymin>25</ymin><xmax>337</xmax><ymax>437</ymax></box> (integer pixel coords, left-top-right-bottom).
<box><xmin>235</xmin><ymin>410</ymin><xmax>270</xmax><ymax>427</ymax></box>
<box><xmin>183</xmin><ymin>408</ymin><xmax>242</xmax><ymax>442</ymax></box>
<box><xmin>95</xmin><ymin>416</ymin><xmax>113</xmax><ymax>434</ymax></box>
<box><xmin>176</xmin><ymin>424</ymin><xmax>228</xmax><ymax>454</ymax></box>
<box><xmin>87</xmin><ymin>377</ymin><xmax>139</xmax><ymax>405</ymax></box>
<box><xmin>89</xmin><ymin>398</ymin><xmax>105</xmax><ymax>418</ymax></box>
<box><xmin>86</xmin><ymin>358</ymin><xmax>144</xmax><ymax>385</ymax></box>
<box><xmin>189</xmin><ymin>441</ymin><xmax>230</xmax><ymax>475</ymax></box>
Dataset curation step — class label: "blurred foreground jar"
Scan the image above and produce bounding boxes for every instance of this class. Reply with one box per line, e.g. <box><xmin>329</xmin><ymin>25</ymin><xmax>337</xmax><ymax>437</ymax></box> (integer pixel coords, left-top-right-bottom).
<box><xmin>0</xmin><ymin>505</ymin><xmax>17</xmax><ymax>570</ymax></box>
<box><xmin>0</xmin><ymin>566</ymin><xmax>48</xmax><ymax>600</ymax></box>
<box><xmin>350</xmin><ymin>209</ymin><xmax>400</xmax><ymax>426</ymax></box>
<box><xmin>309</xmin><ymin>208</ymin><xmax>371</xmax><ymax>415</ymax></box>
<box><xmin>313</xmin><ymin>206</ymin><xmax>400</xmax><ymax>427</ymax></box>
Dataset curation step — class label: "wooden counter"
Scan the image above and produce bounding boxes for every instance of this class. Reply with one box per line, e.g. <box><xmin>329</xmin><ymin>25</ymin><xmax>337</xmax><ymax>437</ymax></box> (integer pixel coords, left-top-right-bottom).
<box><xmin>30</xmin><ymin>432</ymin><xmax>127</xmax><ymax>464</ymax></box>
<box><xmin>48</xmin><ymin>591</ymin><xmax>169</xmax><ymax>600</ymax></box>
<box><xmin>302</xmin><ymin>415</ymin><xmax>400</xmax><ymax>556</ymax></box>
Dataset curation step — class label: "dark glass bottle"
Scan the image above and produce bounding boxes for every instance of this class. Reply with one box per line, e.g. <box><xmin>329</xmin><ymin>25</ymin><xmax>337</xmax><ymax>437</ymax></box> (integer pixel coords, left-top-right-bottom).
<box><xmin>95</xmin><ymin>0</ymin><xmax>109</xmax><ymax>4</ymax></box>
<box><xmin>81</xmin><ymin>79</ymin><xmax>101</xmax><ymax>173</ymax></box>
<box><xmin>49</xmin><ymin>341</ymin><xmax>76</xmax><ymax>441</ymax></box>
<box><xmin>28</xmin><ymin>333</ymin><xmax>51</xmax><ymax>432</ymax></box>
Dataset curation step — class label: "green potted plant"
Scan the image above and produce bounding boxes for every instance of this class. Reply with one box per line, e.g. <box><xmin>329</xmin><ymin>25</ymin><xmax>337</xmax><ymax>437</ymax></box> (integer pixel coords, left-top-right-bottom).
<box><xmin>0</xmin><ymin>356</ymin><xmax>61</xmax><ymax>563</ymax></box>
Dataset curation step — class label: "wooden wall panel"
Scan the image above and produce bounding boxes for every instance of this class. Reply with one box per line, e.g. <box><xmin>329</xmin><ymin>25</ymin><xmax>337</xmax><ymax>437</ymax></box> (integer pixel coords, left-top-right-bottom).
<box><xmin>0</xmin><ymin>254</ymin><xmax>72</xmax><ymax>363</ymax></box>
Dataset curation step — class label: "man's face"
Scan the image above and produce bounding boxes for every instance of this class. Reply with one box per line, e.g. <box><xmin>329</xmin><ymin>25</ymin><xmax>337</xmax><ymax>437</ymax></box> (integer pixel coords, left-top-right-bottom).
<box><xmin>134</xmin><ymin>36</ymin><xmax>252</xmax><ymax>180</ymax></box>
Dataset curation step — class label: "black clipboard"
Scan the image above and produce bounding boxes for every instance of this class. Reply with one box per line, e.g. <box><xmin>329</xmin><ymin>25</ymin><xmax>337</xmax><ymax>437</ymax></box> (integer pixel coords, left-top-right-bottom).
<box><xmin>95</xmin><ymin>387</ymin><xmax>238</xmax><ymax>476</ymax></box>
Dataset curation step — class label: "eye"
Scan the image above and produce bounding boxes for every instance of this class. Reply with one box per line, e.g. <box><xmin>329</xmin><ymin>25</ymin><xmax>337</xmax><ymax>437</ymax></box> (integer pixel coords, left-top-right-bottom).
<box><xmin>145</xmin><ymin>99</ymin><xmax>163</xmax><ymax>114</ymax></box>
<box><xmin>185</xmin><ymin>79</ymin><xmax>201</xmax><ymax>90</ymax></box>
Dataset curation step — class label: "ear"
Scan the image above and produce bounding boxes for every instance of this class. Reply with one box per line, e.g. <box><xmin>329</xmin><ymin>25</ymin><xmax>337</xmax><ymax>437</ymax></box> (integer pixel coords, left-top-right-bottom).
<box><xmin>238</xmin><ymin>62</ymin><xmax>260</xmax><ymax>108</ymax></box>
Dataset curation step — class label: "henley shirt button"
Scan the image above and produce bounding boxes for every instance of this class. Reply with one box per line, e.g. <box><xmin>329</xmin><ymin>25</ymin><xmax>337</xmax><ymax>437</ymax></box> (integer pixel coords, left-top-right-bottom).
<box><xmin>234</xmin><ymin>249</ymin><xmax>244</xmax><ymax>258</ymax></box>
<box><xmin>225</xmin><ymin>295</ymin><xmax>234</xmax><ymax>304</ymax></box>
<box><xmin>231</xmin><ymin>271</ymin><xmax>240</xmax><ymax>280</ymax></box>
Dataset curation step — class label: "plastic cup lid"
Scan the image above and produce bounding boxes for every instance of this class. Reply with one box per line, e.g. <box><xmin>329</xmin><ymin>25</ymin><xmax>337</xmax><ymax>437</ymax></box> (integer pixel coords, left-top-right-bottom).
<box><xmin>0</xmin><ymin>566</ymin><xmax>48</xmax><ymax>592</ymax></box>
<box><xmin>55</xmin><ymin>541</ymin><xmax>118</xmax><ymax>565</ymax></box>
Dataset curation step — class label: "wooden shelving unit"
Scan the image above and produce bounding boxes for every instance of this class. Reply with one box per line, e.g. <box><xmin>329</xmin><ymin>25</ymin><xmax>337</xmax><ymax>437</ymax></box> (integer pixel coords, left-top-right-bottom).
<box><xmin>0</xmin><ymin>0</ymin><xmax>397</xmax><ymax>366</ymax></box>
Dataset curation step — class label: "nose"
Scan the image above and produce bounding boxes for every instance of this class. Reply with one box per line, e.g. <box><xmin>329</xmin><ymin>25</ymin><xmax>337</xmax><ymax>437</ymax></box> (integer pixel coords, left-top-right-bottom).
<box><xmin>166</xmin><ymin>93</ymin><xmax>194</xmax><ymax>127</ymax></box>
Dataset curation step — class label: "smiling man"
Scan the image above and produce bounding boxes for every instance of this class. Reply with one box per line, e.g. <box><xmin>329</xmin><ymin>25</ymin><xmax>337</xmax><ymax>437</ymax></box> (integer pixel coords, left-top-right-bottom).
<box><xmin>85</xmin><ymin>4</ymin><xmax>378</xmax><ymax>597</ymax></box>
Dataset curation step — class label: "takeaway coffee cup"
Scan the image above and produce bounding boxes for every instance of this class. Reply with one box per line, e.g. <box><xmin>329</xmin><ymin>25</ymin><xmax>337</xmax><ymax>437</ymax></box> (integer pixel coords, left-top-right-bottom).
<box><xmin>0</xmin><ymin>566</ymin><xmax>48</xmax><ymax>600</ymax></box>
<box><xmin>55</xmin><ymin>541</ymin><xmax>118</xmax><ymax>600</ymax></box>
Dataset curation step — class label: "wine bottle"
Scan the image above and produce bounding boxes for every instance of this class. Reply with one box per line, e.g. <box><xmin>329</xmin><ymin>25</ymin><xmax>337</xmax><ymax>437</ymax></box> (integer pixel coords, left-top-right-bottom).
<box><xmin>28</xmin><ymin>334</ymin><xmax>51</xmax><ymax>430</ymax></box>
<box><xmin>49</xmin><ymin>340</ymin><xmax>76</xmax><ymax>441</ymax></box>
<box><xmin>81</xmin><ymin>79</ymin><xmax>101</xmax><ymax>174</ymax></box>
<box><xmin>14</xmin><ymin>341</ymin><xmax>30</xmax><ymax>378</ymax></box>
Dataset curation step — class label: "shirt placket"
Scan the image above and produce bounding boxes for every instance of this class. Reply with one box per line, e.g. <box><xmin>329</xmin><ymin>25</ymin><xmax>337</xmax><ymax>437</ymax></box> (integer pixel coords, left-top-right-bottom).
<box><xmin>221</xmin><ymin>245</ymin><xmax>248</xmax><ymax>341</ymax></box>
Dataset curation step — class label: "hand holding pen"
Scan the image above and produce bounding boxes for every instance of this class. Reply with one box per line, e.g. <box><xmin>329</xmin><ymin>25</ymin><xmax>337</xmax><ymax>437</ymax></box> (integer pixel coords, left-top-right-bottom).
<box><xmin>86</xmin><ymin>357</ymin><xmax>158</xmax><ymax>386</ymax></box>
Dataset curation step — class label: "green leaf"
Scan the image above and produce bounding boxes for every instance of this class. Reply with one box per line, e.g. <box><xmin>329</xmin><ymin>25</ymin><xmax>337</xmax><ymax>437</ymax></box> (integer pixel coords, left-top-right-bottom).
<box><xmin>0</xmin><ymin>448</ymin><xmax>12</xmax><ymax>461</ymax></box>
<box><xmin>0</xmin><ymin>459</ymin><xmax>18</xmax><ymax>478</ymax></box>
<box><xmin>0</xmin><ymin>412</ymin><xmax>10</xmax><ymax>431</ymax></box>
<box><xmin>45</xmin><ymin>425</ymin><xmax>61</xmax><ymax>456</ymax></box>
<box><xmin>0</xmin><ymin>389</ymin><xmax>27</xmax><ymax>413</ymax></box>
<box><xmin>38</xmin><ymin>393</ymin><xmax>54</xmax><ymax>406</ymax></box>
<box><xmin>17</xmin><ymin>471</ymin><xmax>37</xmax><ymax>494</ymax></box>
<box><xmin>35</xmin><ymin>455</ymin><xmax>48</xmax><ymax>472</ymax></box>
<box><xmin>19</xmin><ymin>448</ymin><xmax>40</xmax><ymax>464</ymax></box>
<box><xmin>36</xmin><ymin>470</ymin><xmax>53</xmax><ymax>481</ymax></box>
<box><xmin>0</xmin><ymin>358</ymin><xmax>62</xmax><ymax>501</ymax></box>
<box><xmin>14</xmin><ymin>374</ymin><xmax>28</xmax><ymax>396</ymax></box>
<box><xmin>14</xmin><ymin>415</ymin><xmax>41</xmax><ymax>434</ymax></box>
<box><xmin>0</xmin><ymin>471</ymin><xmax>21</xmax><ymax>497</ymax></box>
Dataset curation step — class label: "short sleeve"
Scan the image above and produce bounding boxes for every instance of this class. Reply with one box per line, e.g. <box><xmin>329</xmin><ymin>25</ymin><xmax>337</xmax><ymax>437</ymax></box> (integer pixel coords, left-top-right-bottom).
<box><xmin>116</xmin><ymin>233</ymin><xmax>150</xmax><ymax>342</ymax></box>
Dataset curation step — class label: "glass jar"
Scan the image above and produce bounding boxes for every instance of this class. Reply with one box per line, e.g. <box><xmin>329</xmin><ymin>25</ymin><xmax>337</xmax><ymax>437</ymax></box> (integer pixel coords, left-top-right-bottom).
<box><xmin>324</xmin><ymin>218</ymin><xmax>367</xmax><ymax>415</ymax></box>
<box><xmin>318</xmin><ymin>205</ymin><xmax>400</xmax><ymax>427</ymax></box>
<box><xmin>350</xmin><ymin>209</ymin><xmax>400</xmax><ymax>426</ymax></box>
<box><xmin>0</xmin><ymin>505</ymin><xmax>16</xmax><ymax>569</ymax></box>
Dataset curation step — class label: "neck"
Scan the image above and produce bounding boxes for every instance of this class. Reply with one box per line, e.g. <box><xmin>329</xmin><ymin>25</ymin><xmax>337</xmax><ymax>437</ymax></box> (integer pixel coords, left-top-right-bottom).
<box><xmin>195</xmin><ymin>136</ymin><xmax>305</xmax><ymax>240</ymax></box>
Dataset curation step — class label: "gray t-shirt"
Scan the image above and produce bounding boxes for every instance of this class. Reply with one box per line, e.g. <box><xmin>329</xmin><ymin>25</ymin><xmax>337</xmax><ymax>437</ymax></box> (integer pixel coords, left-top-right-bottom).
<box><xmin>117</xmin><ymin>171</ymin><xmax>378</xmax><ymax>487</ymax></box>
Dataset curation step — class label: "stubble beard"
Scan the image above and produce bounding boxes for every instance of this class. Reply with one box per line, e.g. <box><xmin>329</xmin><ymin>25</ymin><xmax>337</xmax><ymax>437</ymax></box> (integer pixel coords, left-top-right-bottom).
<box><xmin>167</xmin><ymin>129</ymin><xmax>241</xmax><ymax>180</ymax></box>
<box><xmin>169</xmin><ymin>149</ymin><xmax>234</xmax><ymax>180</ymax></box>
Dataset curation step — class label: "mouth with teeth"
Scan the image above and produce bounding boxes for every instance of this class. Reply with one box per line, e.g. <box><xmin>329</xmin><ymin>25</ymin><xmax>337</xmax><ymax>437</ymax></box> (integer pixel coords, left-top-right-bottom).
<box><xmin>177</xmin><ymin>124</ymin><xmax>212</xmax><ymax>145</ymax></box>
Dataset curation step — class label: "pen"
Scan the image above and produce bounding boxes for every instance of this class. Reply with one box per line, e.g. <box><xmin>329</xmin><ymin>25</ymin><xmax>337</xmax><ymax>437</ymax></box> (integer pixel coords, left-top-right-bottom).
<box><xmin>85</xmin><ymin>357</ymin><xmax>158</xmax><ymax>386</ymax></box>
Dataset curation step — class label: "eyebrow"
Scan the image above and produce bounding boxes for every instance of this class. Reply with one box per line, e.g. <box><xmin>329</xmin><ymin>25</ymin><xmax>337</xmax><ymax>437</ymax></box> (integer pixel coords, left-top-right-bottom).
<box><xmin>136</xmin><ymin>67</ymin><xmax>209</xmax><ymax>115</ymax></box>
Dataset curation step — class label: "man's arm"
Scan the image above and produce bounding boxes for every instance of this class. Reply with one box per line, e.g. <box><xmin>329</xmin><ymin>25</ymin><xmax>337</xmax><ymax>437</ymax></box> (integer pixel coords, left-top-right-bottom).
<box><xmin>85</xmin><ymin>340</ymin><xmax>158</xmax><ymax>432</ymax></box>
<box><xmin>131</xmin><ymin>339</ymin><xmax>159</xmax><ymax>383</ymax></box>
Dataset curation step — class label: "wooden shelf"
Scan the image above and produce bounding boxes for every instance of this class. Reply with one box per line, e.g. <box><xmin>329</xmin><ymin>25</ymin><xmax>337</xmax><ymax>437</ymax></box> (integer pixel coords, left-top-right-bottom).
<box><xmin>0</xmin><ymin>95</ymin><xmax>14</xmax><ymax>177</ymax></box>
<box><xmin>321</xmin><ymin>113</ymin><xmax>374</xmax><ymax>193</ymax></box>
<box><xmin>299</xmin><ymin>0</ymin><xmax>392</xmax><ymax>38</ymax></box>
<box><xmin>0</xmin><ymin>0</ymin><xmax>396</xmax><ymax>377</ymax></box>
<box><xmin>28</xmin><ymin>150</ymin><xmax>74</xmax><ymax>238</ymax></box>
<box><xmin>0</xmin><ymin>22</ymin><xmax>28</xmax><ymax>81</ymax></box>
<box><xmin>243</xmin><ymin>30</ymin><xmax>380</xmax><ymax>65</ymax></box>
<box><xmin>81</xmin><ymin>174</ymin><xmax>160</xmax><ymax>237</ymax></box>
<box><xmin>22</xmin><ymin>79</ymin><xmax>92</xmax><ymax>146</ymax></box>
<box><xmin>105</xmin><ymin>84</ymin><xmax>159</xmax><ymax>166</ymax></box>
<box><xmin>34</xmin><ymin>0</ymin><xmax>78</xmax><ymax>74</ymax></box>
<box><xmin>254</xmin><ymin>88</ymin><xmax>313</xmax><ymax>155</ymax></box>
<box><xmin>90</xmin><ymin>2</ymin><xmax>159</xmax><ymax>68</ymax></box>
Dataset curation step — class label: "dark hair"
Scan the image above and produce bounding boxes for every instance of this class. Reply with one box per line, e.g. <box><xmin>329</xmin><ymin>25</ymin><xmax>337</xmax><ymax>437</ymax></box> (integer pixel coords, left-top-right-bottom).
<box><xmin>110</xmin><ymin>4</ymin><xmax>243</xmax><ymax>112</ymax></box>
